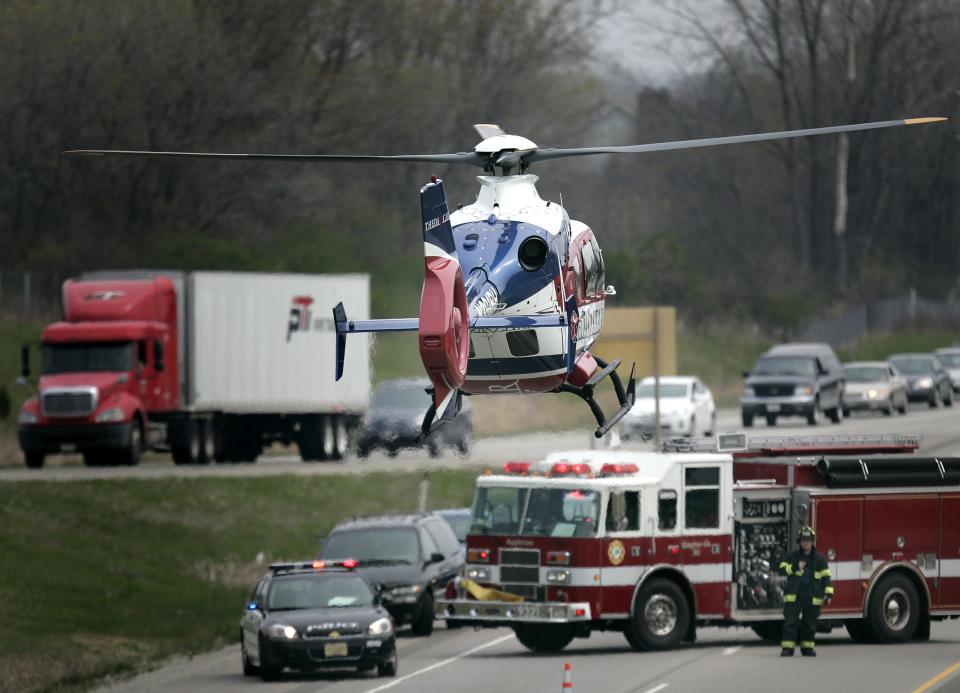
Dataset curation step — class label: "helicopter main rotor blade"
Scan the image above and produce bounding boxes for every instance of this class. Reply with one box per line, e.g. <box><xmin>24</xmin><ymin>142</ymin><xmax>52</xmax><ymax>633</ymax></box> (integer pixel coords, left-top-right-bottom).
<box><xmin>526</xmin><ymin>117</ymin><xmax>947</xmax><ymax>164</ymax></box>
<box><xmin>62</xmin><ymin>149</ymin><xmax>488</xmax><ymax>167</ymax></box>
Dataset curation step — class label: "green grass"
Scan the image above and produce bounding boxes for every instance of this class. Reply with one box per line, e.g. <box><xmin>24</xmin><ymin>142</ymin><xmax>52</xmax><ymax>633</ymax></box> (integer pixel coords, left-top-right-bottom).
<box><xmin>677</xmin><ymin>326</ymin><xmax>773</xmax><ymax>407</ymax></box>
<box><xmin>835</xmin><ymin>330</ymin><xmax>959</xmax><ymax>362</ymax></box>
<box><xmin>0</xmin><ymin>470</ymin><xmax>478</xmax><ymax>692</ymax></box>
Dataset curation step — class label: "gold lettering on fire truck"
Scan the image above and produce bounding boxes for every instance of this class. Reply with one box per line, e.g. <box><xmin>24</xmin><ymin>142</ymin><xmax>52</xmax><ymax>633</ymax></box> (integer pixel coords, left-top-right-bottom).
<box><xmin>505</xmin><ymin>538</ymin><xmax>535</xmax><ymax>547</ymax></box>
<box><xmin>607</xmin><ymin>540</ymin><xmax>626</xmax><ymax>566</ymax></box>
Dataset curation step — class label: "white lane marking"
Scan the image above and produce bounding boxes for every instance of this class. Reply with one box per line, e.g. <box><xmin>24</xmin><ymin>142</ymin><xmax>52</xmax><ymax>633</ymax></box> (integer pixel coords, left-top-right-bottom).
<box><xmin>364</xmin><ymin>633</ymin><xmax>515</xmax><ymax>693</ymax></box>
<box><xmin>723</xmin><ymin>646</ymin><xmax>742</xmax><ymax>656</ymax></box>
<box><xmin>644</xmin><ymin>684</ymin><xmax>669</xmax><ymax>693</ymax></box>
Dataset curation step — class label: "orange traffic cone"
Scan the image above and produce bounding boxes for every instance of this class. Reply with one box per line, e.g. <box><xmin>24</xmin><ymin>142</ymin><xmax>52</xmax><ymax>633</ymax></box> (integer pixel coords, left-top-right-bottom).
<box><xmin>561</xmin><ymin>662</ymin><xmax>573</xmax><ymax>690</ymax></box>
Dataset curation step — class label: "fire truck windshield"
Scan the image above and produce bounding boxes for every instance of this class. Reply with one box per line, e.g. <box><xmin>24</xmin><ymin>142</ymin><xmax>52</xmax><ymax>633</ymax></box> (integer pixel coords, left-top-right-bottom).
<box><xmin>471</xmin><ymin>486</ymin><xmax>601</xmax><ymax>537</ymax></box>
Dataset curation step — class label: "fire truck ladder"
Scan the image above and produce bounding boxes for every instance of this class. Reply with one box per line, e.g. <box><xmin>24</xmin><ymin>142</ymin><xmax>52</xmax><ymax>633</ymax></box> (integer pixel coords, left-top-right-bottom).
<box><xmin>662</xmin><ymin>432</ymin><xmax>922</xmax><ymax>458</ymax></box>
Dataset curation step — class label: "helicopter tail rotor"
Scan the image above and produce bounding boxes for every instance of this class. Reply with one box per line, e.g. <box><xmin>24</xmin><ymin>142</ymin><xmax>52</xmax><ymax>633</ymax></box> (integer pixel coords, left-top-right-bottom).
<box><xmin>418</xmin><ymin>178</ymin><xmax>469</xmax><ymax>425</ymax></box>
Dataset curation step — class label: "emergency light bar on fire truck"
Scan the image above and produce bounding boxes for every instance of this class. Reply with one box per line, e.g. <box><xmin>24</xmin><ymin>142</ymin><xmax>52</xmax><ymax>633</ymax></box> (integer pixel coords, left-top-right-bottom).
<box><xmin>438</xmin><ymin>433</ymin><xmax>960</xmax><ymax>653</ymax></box>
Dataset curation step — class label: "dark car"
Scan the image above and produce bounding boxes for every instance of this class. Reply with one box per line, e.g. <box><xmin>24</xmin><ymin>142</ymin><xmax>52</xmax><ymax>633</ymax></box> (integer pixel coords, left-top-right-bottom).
<box><xmin>740</xmin><ymin>343</ymin><xmax>845</xmax><ymax>427</ymax></box>
<box><xmin>434</xmin><ymin>508</ymin><xmax>471</xmax><ymax>555</ymax></box>
<box><xmin>319</xmin><ymin>513</ymin><xmax>464</xmax><ymax>636</ymax></box>
<box><xmin>888</xmin><ymin>353</ymin><xmax>955</xmax><ymax>408</ymax></box>
<box><xmin>240</xmin><ymin>561</ymin><xmax>397</xmax><ymax>682</ymax></box>
<box><xmin>357</xmin><ymin>379</ymin><xmax>472</xmax><ymax>458</ymax></box>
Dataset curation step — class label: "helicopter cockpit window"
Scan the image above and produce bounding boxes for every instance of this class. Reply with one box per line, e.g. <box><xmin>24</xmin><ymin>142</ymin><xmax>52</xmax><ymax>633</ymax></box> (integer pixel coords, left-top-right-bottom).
<box><xmin>580</xmin><ymin>243</ymin><xmax>596</xmax><ymax>296</ymax></box>
<box><xmin>569</xmin><ymin>254</ymin><xmax>584</xmax><ymax>297</ymax></box>
<box><xmin>589</xmin><ymin>241</ymin><xmax>605</xmax><ymax>295</ymax></box>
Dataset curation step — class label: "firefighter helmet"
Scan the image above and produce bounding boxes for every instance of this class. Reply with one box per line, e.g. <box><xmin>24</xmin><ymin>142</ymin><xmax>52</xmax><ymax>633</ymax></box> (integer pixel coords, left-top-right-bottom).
<box><xmin>797</xmin><ymin>525</ymin><xmax>816</xmax><ymax>542</ymax></box>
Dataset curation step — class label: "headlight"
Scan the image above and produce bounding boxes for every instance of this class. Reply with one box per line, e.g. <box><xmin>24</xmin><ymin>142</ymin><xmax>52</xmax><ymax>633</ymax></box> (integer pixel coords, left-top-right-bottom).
<box><xmin>466</xmin><ymin>567</ymin><xmax>489</xmax><ymax>580</ymax></box>
<box><xmin>546</xmin><ymin>569</ymin><xmax>571</xmax><ymax>584</ymax></box>
<box><xmin>266</xmin><ymin>623</ymin><xmax>298</xmax><ymax>640</ymax></box>
<box><xmin>95</xmin><ymin>407</ymin><xmax>126</xmax><ymax>423</ymax></box>
<box><xmin>743</xmin><ymin>386</ymin><xmax>754</xmax><ymax>397</ymax></box>
<box><xmin>794</xmin><ymin>385</ymin><xmax>814</xmax><ymax>396</ymax></box>
<box><xmin>866</xmin><ymin>388</ymin><xmax>887</xmax><ymax>400</ymax></box>
<box><xmin>368</xmin><ymin>617</ymin><xmax>393</xmax><ymax>635</ymax></box>
<box><xmin>389</xmin><ymin>584</ymin><xmax>423</xmax><ymax>596</ymax></box>
<box><xmin>18</xmin><ymin>409</ymin><xmax>38</xmax><ymax>424</ymax></box>
<box><xmin>916</xmin><ymin>377</ymin><xmax>933</xmax><ymax>389</ymax></box>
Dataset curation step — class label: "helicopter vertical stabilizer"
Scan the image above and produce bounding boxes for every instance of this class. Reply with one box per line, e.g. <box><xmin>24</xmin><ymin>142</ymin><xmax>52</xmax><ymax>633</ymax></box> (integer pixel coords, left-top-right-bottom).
<box><xmin>418</xmin><ymin>178</ymin><xmax>469</xmax><ymax>427</ymax></box>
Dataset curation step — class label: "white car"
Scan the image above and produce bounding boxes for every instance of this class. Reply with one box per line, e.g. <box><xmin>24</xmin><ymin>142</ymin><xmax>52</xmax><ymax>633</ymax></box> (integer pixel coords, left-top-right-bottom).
<box><xmin>621</xmin><ymin>376</ymin><xmax>717</xmax><ymax>439</ymax></box>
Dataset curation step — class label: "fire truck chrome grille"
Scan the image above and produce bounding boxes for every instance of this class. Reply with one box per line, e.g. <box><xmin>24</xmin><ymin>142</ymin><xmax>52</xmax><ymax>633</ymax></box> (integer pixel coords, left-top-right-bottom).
<box><xmin>500</xmin><ymin>548</ymin><xmax>539</xmax><ymax>566</ymax></box>
<box><xmin>501</xmin><ymin>584</ymin><xmax>539</xmax><ymax>599</ymax></box>
<box><xmin>41</xmin><ymin>389</ymin><xmax>97</xmax><ymax>417</ymax></box>
<box><xmin>500</xmin><ymin>566</ymin><xmax>540</xmax><ymax>583</ymax></box>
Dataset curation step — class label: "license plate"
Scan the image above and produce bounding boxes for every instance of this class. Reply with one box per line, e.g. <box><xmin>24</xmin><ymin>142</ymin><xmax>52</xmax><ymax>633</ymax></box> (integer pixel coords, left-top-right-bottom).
<box><xmin>324</xmin><ymin>642</ymin><xmax>348</xmax><ymax>658</ymax></box>
<box><xmin>766</xmin><ymin>404</ymin><xmax>781</xmax><ymax>413</ymax></box>
<box><xmin>516</xmin><ymin>604</ymin><xmax>540</xmax><ymax>619</ymax></box>
<box><xmin>60</xmin><ymin>443</ymin><xmax>77</xmax><ymax>452</ymax></box>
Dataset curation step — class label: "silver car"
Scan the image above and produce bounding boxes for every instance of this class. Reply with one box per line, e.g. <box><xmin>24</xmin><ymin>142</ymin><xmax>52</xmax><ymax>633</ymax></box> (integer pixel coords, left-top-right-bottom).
<box><xmin>934</xmin><ymin>347</ymin><xmax>960</xmax><ymax>393</ymax></box>
<box><xmin>841</xmin><ymin>361</ymin><xmax>909</xmax><ymax>416</ymax></box>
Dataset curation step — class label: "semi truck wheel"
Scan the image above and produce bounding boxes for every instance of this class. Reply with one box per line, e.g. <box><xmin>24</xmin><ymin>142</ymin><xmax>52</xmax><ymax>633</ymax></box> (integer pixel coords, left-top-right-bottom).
<box><xmin>119</xmin><ymin>422</ymin><xmax>143</xmax><ymax>466</ymax></box>
<box><xmin>868</xmin><ymin>573</ymin><xmax>919</xmax><ymax>643</ymax></box>
<box><xmin>627</xmin><ymin>578</ymin><xmax>690</xmax><ymax>651</ymax></box>
<box><xmin>512</xmin><ymin>623</ymin><xmax>575</xmax><ymax>652</ymax></box>
<box><xmin>24</xmin><ymin>452</ymin><xmax>45</xmax><ymax>469</ymax></box>
<box><xmin>332</xmin><ymin>416</ymin><xmax>348</xmax><ymax>460</ymax></box>
<box><xmin>322</xmin><ymin>415</ymin><xmax>336</xmax><ymax>459</ymax></box>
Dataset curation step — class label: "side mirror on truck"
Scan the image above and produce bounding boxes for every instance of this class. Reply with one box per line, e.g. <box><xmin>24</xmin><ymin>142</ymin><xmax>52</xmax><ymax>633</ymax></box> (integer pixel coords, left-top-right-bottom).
<box><xmin>154</xmin><ymin>340</ymin><xmax>165</xmax><ymax>372</ymax></box>
<box><xmin>18</xmin><ymin>344</ymin><xmax>30</xmax><ymax>383</ymax></box>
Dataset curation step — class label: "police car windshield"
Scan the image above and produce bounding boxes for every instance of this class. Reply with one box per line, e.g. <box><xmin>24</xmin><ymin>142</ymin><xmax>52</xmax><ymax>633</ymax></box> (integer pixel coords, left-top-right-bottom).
<box><xmin>471</xmin><ymin>486</ymin><xmax>601</xmax><ymax>537</ymax></box>
<box><xmin>322</xmin><ymin>528</ymin><xmax>419</xmax><ymax>564</ymax></box>
<box><xmin>268</xmin><ymin>574</ymin><xmax>374</xmax><ymax>610</ymax></box>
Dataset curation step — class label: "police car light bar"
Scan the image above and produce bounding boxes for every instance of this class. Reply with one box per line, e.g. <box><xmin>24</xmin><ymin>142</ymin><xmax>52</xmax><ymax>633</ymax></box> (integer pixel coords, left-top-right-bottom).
<box><xmin>269</xmin><ymin>559</ymin><xmax>358</xmax><ymax>573</ymax></box>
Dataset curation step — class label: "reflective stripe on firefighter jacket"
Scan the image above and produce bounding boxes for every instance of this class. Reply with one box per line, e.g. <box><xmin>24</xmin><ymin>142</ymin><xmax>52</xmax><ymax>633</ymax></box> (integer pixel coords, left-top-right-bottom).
<box><xmin>778</xmin><ymin>548</ymin><xmax>834</xmax><ymax>605</ymax></box>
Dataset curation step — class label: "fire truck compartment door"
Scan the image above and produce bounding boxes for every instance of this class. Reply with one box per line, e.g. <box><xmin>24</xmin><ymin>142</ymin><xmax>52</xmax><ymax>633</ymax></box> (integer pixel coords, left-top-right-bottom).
<box><xmin>814</xmin><ymin>497</ymin><xmax>862</xmax><ymax>610</ymax></box>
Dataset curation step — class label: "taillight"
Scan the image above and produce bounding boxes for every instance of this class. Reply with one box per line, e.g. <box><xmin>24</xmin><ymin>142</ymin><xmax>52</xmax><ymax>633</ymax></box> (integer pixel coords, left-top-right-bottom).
<box><xmin>547</xmin><ymin>550</ymin><xmax>571</xmax><ymax>565</ymax></box>
<box><xmin>467</xmin><ymin>548</ymin><xmax>490</xmax><ymax>563</ymax></box>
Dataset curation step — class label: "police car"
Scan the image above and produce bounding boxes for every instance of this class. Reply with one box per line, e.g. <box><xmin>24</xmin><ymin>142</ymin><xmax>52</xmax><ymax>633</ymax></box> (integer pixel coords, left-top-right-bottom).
<box><xmin>240</xmin><ymin>560</ymin><xmax>397</xmax><ymax>681</ymax></box>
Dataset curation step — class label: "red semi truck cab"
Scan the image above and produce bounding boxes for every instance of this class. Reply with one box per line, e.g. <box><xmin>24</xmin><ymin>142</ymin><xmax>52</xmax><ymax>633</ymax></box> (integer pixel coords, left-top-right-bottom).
<box><xmin>18</xmin><ymin>277</ymin><xmax>178</xmax><ymax>467</ymax></box>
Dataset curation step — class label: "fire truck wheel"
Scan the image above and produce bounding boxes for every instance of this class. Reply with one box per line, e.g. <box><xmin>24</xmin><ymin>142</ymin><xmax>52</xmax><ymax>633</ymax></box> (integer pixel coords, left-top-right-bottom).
<box><xmin>628</xmin><ymin>578</ymin><xmax>690</xmax><ymax>651</ymax></box>
<box><xmin>749</xmin><ymin>621</ymin><xmax>784</xmax><ymax>642</ymax></box>
<box><xmin>411</xmin><ymin>592</ymin><xmax>435</xmax><ymax>636</ymax></box>
<box><xmin>868</xmin><ymin>573</ymin><xmax>919</xmax><ymax>643</ymax></box>
<box><xmin>512</xmin><ymin>623</ymin><xmax>576</xmax><ymax>652</ymax></box>
<box><xmin>844</xmin><ymin>618</ymin><xmax>877</xmax><ymax>644</ymax></box>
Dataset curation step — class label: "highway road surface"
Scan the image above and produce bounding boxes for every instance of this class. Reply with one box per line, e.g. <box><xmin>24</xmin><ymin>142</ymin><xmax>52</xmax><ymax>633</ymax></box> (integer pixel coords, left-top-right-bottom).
<box><xmin>80</xmin><ymin>404</ymin><xmax>960</xmax><ymax>693</ymax></box>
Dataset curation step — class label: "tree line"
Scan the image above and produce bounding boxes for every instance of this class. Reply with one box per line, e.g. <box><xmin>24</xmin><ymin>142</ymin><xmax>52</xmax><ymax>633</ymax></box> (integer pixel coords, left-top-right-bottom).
<box><xmin>1</xmin><ymin>0</ymin><xmax>957</xmax><ymax>329</ymax></box>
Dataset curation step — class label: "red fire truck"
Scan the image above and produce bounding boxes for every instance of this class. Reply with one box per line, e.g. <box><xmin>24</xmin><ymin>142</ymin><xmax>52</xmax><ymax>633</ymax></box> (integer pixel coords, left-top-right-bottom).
<box><xmin>437</xmin><ymin>434</ymin><xmax>960</xmax><ymax>652</ymax></box>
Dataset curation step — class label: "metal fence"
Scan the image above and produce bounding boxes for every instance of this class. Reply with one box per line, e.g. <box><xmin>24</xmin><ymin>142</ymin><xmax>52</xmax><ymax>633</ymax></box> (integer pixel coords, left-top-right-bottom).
<box><xmin>799</xmin><ymin>290</ymin><xmax>960</xmax><ymax>345</ymax></box>
<box><xmin>0</xmin><ymin>271</ymin><xmax>64</xmax><ymax>320</ymax></box>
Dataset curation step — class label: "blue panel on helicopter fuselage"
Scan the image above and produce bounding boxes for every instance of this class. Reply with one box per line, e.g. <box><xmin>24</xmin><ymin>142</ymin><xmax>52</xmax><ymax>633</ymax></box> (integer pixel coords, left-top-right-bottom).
<box><xmin>454</xmin><ymin>220</ymin><xmax>565</xmax><ymax>307</ymax></box>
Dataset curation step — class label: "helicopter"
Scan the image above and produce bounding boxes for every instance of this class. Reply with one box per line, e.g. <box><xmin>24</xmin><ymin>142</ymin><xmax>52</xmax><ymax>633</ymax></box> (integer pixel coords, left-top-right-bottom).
<box><xmin>66</xmin><ymin>116</ymin><xmax>946</xmax><ymax>437</ymax></box>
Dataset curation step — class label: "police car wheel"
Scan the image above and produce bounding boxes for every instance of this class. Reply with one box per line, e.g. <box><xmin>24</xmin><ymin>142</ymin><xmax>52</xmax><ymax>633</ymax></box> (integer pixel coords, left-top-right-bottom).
<box><xmin>629</xmin><ymin>578</ymin><xmax>690</xmax><ymax>651</ymax></box>
<box><xmin>377</xmin><ymin>652</ymin><xmax>398</xmax><ymax>677</ymax></box>
<box><xmin>868</xmin><ymin>573</ymin><xmax>919</xmax><ymax>643</ymax></box>
<box><xmin>258</xmin><ymin>637</ymin><xmax>282</xmax><ymax>681</ymax></box>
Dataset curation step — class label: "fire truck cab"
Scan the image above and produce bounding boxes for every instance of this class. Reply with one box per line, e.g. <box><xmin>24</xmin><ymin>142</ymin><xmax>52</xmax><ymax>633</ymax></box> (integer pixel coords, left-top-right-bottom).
<box><xmin>437</xmin><ymin>434</ymin><xmax>960</xmax><ymax>653</ymax></box>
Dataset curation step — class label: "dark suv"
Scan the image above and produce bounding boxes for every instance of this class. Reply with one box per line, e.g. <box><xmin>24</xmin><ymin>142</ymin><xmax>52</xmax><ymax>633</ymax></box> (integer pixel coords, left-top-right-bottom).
<box><xmin>319</xmin><ymin>513</ymin><xmax>464</xmax><ymax>636</ymax></box>
<box><xmin>741</xmin><ymin>343</ymin><xmax>845</xmax><ymax>427</ymax></box>
<box><xmin>358</xmin><ymin>379</ymin><xmax>472</xmax><ymax>458</ymax></box>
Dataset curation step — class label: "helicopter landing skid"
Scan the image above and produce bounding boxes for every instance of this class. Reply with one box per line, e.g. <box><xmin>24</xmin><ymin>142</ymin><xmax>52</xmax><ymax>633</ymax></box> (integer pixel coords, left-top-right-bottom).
<box><xmin>561</xmin><ymin>357</ymin><xmax>636</xmax><ymax>438</ymax></box>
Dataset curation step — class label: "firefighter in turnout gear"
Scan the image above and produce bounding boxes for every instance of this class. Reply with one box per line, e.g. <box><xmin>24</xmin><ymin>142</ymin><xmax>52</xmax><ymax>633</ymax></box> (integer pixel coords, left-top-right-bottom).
<box><xmin>779</xmin><ymin>526</ymin><xmax>833</xmax><ymax>656</ymax></box>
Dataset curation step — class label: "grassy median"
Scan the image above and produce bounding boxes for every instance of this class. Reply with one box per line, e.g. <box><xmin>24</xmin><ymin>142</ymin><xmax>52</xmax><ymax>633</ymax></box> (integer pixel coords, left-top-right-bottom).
<box><xmin>0</xmin><ymin>470</ymin><xmax>478</xmax><ymax>692</ymax></box>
